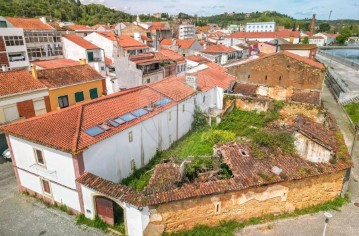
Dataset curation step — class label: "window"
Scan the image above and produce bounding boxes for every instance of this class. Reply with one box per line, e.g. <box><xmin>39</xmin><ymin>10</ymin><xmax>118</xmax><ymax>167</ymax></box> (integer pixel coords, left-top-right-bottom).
<box><xmin>34</xmin><ymin>148</ymin><xmax>45</xmax><ymax>166</ymax></box>
<box><xmin>58</xmin><ymin>95</ymin><xmax>69</xmax><ymax>108</ymax></box>
<box><xmin>248</xmin><ymin>74</ymin><xmax>250</xmax><ymax>79</ymax></box>
<box><xmin>4</xmin><ymin>36</ymin><xmax>24</xmax><ymax>46</ymax></box>
<box><xmin>41</xmin><ymin>179</ymin><xmax>51</xmax><ymax>196</ymax></box>
<box><xmin>279</xmin><ymin>76</ymin><xmax>282</xmax><ymax>81</ymax></box>
<box><xmin>194</xmin><ymin>98</ymin><xmax>197</xmax><ymax>105</ymax></box>
<box><xmin>182</xmin><ymin>104</ymin><xmax>185</xmax><ymax>112</ymax></box>
<box><xmin>214</xmin><ymin>202</ymin><xmax>221</xmax><ymax>214</ymax></box>
<box><xmin>129</xmin><ymin>131</ymin><xmax>133</xmax><ymax>142</ymax></box>
<box><xmin>101</xmin><ymin>66</ymin><xmax>105</xmax><ymax>71</ymax></box>
<box><xmin>265</xmin><ymin>75</ymin><xmax>267</xmax><ymax>81</ymax></box>
<box><xmin>87</xmin><ymin>51</ymin><xmax>94</xmax><ymax>62</ymax></box>
<box><xmin>147</xmin><ymin>78</ymin><xmax>150</xmax><ymax>83</ymax></box>
<box><xmin>89</xmin><ymin>88</ymin><xmax>98</xmax><ymax>99</ymax></box>
<box><xmin>0</xmin><ymin>21</ymin><xmax>7</xmax><ymax>28</ymax></box>
<box><xmin>74</xmin><ymin>91</ymin><xmax>85</xmax><ymax>103</ymax></box>
<box><xmin>168</xmin><ymin>111</ymin><xmax>171</xmax><ymax>121</ymax></box>
<box><xmin>203</xmin><ymin>96</ymin><xmax>206</xmax><ymax>103</ymax></box>
<box><xmin>169</xmin><ymin>134</ymin><xmax>172</xmax><ymax>144</ymax></box>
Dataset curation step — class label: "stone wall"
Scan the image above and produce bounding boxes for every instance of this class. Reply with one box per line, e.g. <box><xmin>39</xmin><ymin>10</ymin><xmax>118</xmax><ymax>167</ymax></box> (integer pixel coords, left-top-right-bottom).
<box><xmin>227</xmin><ymin>53</ymin><xmax>325</xmax><ymax>90</ymax></box>
<box><xmin>147</xmin><ymin>171</ymin><xmax>345</xmax><ymax>233</ymax></box>
<box><xmin>280</xmin><ymin>103</ymin><xmax>325</xmax><ymax>122</ymax></box>
<box><xmin>235</xmin><ymin>97</ymin><xmax>270</xmax><ymax>113</ymax></box>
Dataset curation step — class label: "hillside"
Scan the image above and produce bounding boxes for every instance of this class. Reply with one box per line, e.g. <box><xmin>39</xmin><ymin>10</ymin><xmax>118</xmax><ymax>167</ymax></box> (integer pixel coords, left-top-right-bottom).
<box><xmin>0</xmin><ymin>0</ymin><xmax>134</xmax><ymax>25</ymax></box>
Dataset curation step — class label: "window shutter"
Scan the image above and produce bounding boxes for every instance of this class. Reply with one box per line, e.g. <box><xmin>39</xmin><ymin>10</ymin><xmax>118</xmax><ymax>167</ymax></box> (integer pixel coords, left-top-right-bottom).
<box><xmin>75</xmin><ymin>91</ymin><xmax>85</xmax><ymax>102</ymax></box>
<box><xmin>87</xmin><ymin>52</ymin><xmax>94</xmax><ymax>62</ymax></box>
<box><xmin>89</xmin><ymin>88</ymin><xmax>98</xmax><ymax>99</ymax></box>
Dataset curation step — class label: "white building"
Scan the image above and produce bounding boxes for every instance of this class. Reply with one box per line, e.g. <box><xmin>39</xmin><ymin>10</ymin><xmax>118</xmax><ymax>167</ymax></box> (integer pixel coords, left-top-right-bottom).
<box><xmin>179</xmin><ymin>24</ymin><xmax>196</xmax><ymax>40</ymax></box>
<box><xmin>246</xmin><ymin>22</ymin><xmax>276</xmax><ymax>32</ymax></box>
<box><xmin>0</xmin><ymin>18</ymin><xmax>29</xmax><ymax>71</ymax></box>
<box><xmin>62</xmin><ymin>34</ymin><xmax>107</xmax><ymax>76</ymax></box>
<box><xmin>2</xmin><ymin>65</ymin><xmax>234</xmax><ymax>235</ymax></box>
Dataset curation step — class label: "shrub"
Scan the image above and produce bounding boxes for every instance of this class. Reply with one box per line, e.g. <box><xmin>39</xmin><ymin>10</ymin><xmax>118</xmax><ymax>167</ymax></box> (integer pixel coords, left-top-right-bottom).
<box><xmin>192</xmin><ymin>108</ymin><xmax>207</xmax><ymax>130</ymax></box>
<box><xmin>201</xmin><ymin>130</ymin><xmax>236</xmax><ymax>146</ymax></box>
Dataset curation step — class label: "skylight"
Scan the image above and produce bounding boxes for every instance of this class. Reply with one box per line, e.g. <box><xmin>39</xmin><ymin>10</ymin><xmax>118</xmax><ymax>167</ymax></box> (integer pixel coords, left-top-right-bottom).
<box><xmin>132</xmin><ymin>108</ymin><xmax>148</xmax><ymax>117</ymax></box>
<box><xmin>108</xmin><ymin>120</ymin><xmax>120</xmax><ymax>127</ymax></box>
<box><xmin>114</xmin><ymin>117</ymin><xmax>126</xmax><ymax>125</ymax></box>
<box><xmin>84</xmin><ymin>126</ymin><xmax>105</xmax><ymax>137</ymax></box>
<box><xmin>153</xmin><ymin>97</ymin><xmax>171</xmax><ymax>107</ymax></box>
<box><xmin>120</xmin><ymin>113</ymin><xmax>136</xmax><ymax>122</ymax></box>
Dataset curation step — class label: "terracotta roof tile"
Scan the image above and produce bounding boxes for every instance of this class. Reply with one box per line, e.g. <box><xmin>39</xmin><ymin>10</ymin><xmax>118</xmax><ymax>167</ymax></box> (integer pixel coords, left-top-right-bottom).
<box><xmin>105</xmin><ymin>57</ymin><xmax>113</xmax><ymax>65</ymax></box>
<box><xmin>160</xmin><ymin>39</ymin><xmax>174</xmax><ymax>46</ymax></box>
<box><xmin>67</xmin><ymin>24</ymin><xmax>93</xmax><ymax>31</ymax></box>
<box><xmin>149</xmin><ymin>22</ymin><xmax>168</xmax><ymax>30</ymax></box>
<box><xmin>159</xmin><ymin>49</ymin><xmax>185</xmax><ymax>62</ymax></box>
<box><xmin>291</xmin><ymin>90</ymin><xmax>320</xmax><ymax>105</ymax></box>
<box><xmin>63</xmin><ymin>34</ymin><xmax>100</xmax><ymax>50</ymax></box>
<box><xmin>0</xmin><ymin>70</ymin><xmax>47</xmax><ymax>97</ymax></box>
<box><xmin>97</xmin><ymin>32</ymin><xmax>148</xmax><ymax>49</ymax></box>
<box><xmin>233</xmin><ymin>83</ymin><xmax>258</xmax><ymax>96</ymax></box>
<box><xmin>1</xmin><ymin>77</ymin><xmax>195</xmax><ymax>153</ymax></box>
<box><xmin>203</xmin><ymin>44</ymin><xmax>238</xmax><ymax>53</ymax></box>
<box><xmin>185</xmin><ymin>55</ymin><xmax>210</xmax><ymax>63</ymax></box>
<box><xmin>280</xmin><ymin>44</ymin><xmax>317</xmax><ymax>50</ymax></box>
<box><xmin>5</xmin><ymin>17</ymin><xmax>53</xmax><ymax>30</ymax></box>
<box><xmin>176</xmin><ymin>39</ymin><xmax>196</xmax><ymax>49</ymax></box>
<box><xmin>77</xmin><ymin>139</ymin><xmax>351</xmax><ymax>207</ymax></box>
<box><xmin>32</xmin><ymin>59</ymin><xmax>80</xmax><ymax>69</ymax></box>
<box><xmin>36</xmin><ymin>65</ymin><xmax>103</xmax><ymax>89</ymax></box>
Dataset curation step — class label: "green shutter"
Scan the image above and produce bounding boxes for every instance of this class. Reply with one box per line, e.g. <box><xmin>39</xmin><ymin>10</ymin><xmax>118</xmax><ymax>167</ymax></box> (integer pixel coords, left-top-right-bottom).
<box><xmin>87</xmin><ymin>52</ymin><xmax>94</xmax><ymax>62</ymax></box>
<box><xmin>75</xmin><ymin>91</ymin><xmax>84</xmax><ymax>102</ymax></box>
<box><xmin>89</xmin><ymin>88</ymin><xmax>98</xmax><ymax>99</ymax></box>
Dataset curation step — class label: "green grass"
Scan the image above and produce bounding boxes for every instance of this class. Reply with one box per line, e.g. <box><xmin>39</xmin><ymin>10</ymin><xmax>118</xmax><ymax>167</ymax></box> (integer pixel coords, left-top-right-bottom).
<box><xmin>76</xmin><ymin>214</ymin><xmax>109</xmax><ymax>232</ymax></box>
<box><xmin>121</xmin><ymin>107</ymin><xmax>286</xmax><ymax>191</ymax></box>
<box><xmin>165</xmin><ymin>195</ymin><xmax>349</xmax><ymax>236</ymax></box>
<box><xmin>344</xmin><ymin>103</ymin><xmax>359</xmax><ymax>125</ymax></box>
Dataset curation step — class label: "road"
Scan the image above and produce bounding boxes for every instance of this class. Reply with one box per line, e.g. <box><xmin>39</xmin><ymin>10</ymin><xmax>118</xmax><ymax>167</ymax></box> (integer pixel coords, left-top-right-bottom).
<box><xmin>236</xmin><ymin>84</ymin><xmax>359</xmax><ymax>236</ymax></box>
<box><xmin>0</xmin><ymin>159</ymin><xmax>105</xmax><ymax>236</ymax></box>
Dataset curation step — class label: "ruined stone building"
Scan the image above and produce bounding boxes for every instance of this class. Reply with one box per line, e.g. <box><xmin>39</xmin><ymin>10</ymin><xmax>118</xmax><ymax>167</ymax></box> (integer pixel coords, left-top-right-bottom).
<box><xmin>227</xmin><ymin>51</ymin><xmax>326</xmax><ymax>105</ymax></box>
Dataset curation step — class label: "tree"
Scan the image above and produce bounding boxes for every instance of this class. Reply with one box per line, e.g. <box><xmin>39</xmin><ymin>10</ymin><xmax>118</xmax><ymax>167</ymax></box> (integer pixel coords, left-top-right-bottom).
<box><xmin>319</xmin><ymin>23</ymin><xmax>330</xmax><ymax>32</ymax></box>
<box><xmin>301</xmin><ymin>22</ymin><xmax>310</xmax><ymax>32</ymax></box>
<box><xmin>336</xmin><ymin>27</ymin><xmax>352</xmax><ymax>45</ymax></box>
<box><xmin>302</xmin><ymin>37</ymin><xmax>309</xmax><ymax>44</ymax></box>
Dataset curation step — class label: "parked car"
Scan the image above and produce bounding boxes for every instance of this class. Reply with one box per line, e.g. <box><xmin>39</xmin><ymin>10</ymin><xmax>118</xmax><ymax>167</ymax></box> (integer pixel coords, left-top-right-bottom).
<box><xmin>2</xmin><ymin>148</ymin><xmax>11</xmax><ymax>160</ymax></box>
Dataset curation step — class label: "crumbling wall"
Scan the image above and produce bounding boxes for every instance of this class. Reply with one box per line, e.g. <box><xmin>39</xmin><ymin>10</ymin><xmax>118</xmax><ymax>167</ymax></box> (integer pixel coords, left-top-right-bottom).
<box><xmin>146</xmin><ymin>171</ymin><xmax>344</xmax><ymax>233</ymax></box>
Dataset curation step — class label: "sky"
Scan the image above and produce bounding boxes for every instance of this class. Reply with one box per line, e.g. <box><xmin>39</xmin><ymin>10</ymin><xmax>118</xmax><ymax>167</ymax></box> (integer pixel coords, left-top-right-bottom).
<box><xmin>81</xmin><ymin>0</ymin><xmax>359</xmax><ymax>20</ymax></box>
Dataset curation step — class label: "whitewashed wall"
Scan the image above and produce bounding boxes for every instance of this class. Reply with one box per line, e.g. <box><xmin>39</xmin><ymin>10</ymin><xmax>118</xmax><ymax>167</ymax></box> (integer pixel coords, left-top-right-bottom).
<box><xmin>85</xmin><ymin>33</ymin><xmax>115</xmax><ymax>61</ymax></box>
<box><xmin>62</xmin><ymin>37</ymin><xmax>87</xmax><ymax>61</ymax></box>
<box><xmin>10</xmin><ymin>135</ymin><xmax>81</xmax><ymax>211</ymax></box>
<box><xmin>294</xmin><ymin>132</ymin><xmax>332</xmax><ymax>163</ymax></box>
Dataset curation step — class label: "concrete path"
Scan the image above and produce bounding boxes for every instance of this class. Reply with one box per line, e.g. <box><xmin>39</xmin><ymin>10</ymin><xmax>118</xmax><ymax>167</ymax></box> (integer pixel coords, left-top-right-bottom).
<box><xmin>0</xmin><ymin>160</ymin><xmax>105</xmax><ymax>236</ymax></box>
<box><xmin>236</xmin><ymin>84</ymin><xmax>359</xmax><ymax>236</ymax></box>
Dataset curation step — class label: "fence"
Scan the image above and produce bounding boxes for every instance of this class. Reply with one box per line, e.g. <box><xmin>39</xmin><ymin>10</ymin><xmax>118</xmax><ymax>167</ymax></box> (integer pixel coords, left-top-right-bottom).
<box><xmin>317</xmin><ymin>50</ymin><xmax>359</xmax><ymax>70</ymax></box>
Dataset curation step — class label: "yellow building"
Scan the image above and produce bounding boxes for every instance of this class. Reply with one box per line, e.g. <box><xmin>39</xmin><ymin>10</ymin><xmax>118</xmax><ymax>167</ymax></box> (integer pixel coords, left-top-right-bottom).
<box><xmin>33</xmin><ymin>64</ymin><xmax>104</xmax><ymax>111</ymax></box>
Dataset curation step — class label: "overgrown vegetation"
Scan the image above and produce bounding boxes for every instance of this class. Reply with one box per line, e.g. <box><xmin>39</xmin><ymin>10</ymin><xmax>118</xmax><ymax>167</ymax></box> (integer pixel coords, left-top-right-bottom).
<box><xmin>76</xmin><ymin>214</ymin><xmax>109</xmax><ymax>232</ymax></box>
<box><xmin>121</xmin><ymin>103</ymin><xmax>290</xmax><ymax>191</ymax></box>
<box><xmin>164</xmin><ymin>195</ymin><xmax>349</xmax><ymax>236</ymax></box>
<box><xmin>344</xmin><ymin>103</ymin><xmax>359</xmax><ymax>125</ymax></box>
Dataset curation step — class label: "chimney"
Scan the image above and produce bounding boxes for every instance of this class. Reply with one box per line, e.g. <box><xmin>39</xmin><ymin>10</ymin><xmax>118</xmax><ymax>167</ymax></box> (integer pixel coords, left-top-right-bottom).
<box><xmin>1</xmin><ymin>64</ymin><xmax>8</xmax><ymax>72</ymax></box>
<box><xmin>79</xmin><ymin>58</ymin><xmax>87</xmax><ymax>65</ymax></box>
<box><xmin>310</xmin><ymin>14</ymin><xmax>316</xmax><ymax>36</ymax></box>
<box><xmin>31</xmin><ymin>65</ymin><xmax>38</xmax><ymax>79</ymax></box>
<box><xmin>39</xmin><ymin>17</ymin><xmax>47</xmax><ymax>23</ymax></box>
<box><xmin>289</xmin><ymin>33</ymin><xmax>294</xmax><ymax>44</ymax></box>
<box><xmin>185</xmin><ymin>72</ymin><xmax>197</xmax><ymax>90</ymax></box>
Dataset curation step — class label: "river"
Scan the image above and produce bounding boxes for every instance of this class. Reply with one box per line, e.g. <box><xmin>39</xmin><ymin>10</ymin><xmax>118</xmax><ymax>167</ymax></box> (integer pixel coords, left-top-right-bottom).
<box><xmin>324</xmin><ymin>49</ymin><xmax>359</xmax><ymax>63</ymax></box>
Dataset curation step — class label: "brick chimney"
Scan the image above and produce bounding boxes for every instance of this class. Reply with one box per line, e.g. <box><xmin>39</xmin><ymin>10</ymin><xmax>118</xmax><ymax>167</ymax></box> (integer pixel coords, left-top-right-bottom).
<box><xmin>310</xmin><ymin>14</ymin><xmax>316</xmax><ymax>36</ymax></box>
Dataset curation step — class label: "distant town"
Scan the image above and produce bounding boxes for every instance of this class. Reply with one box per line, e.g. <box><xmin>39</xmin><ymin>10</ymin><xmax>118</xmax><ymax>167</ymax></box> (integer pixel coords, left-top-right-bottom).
<box><xmin>0</xmin><ymin>2</ymin><xmax>359</xmax><ymax>236</ymax></box>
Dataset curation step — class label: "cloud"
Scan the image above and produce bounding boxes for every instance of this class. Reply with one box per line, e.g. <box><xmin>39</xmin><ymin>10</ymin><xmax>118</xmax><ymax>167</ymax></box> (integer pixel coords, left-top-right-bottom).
<box><xmin>81</xmin><ymin>0</ymin><xmax>105</xmax><ymax>4</ymax></box>
<box><xmin>164</xmin><ymin>5</ymin><xmax>176</xmax><ymax>9</ymax></box>
<box><xmin>201</xmin><ymin>5</ymin><xmax>225</xmax><ymax>9</ymax></box>
<box><xmin>295</xmin><ymin>11</ymin><xmax>312</xmax><ymax>16</ymax></box>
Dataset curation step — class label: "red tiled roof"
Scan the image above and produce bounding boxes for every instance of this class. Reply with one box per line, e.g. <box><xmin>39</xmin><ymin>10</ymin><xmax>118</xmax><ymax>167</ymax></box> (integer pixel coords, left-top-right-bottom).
<box><xmin>1</xmin><ymin>77</ymin><xmax>195</xmax><ymax>153</ymax></box>
<box><xmin>105</xmin><ymin>57</ymin><xmax>113</xmax><ymax>65</ymax></box>
<box><xmin>63</xmin><ymin>34</ymin><xmax>100</xmax><ymax>50</ymax></box>
<box><xmin>67</xmin><ymin>24</ymin><xmax>93</xmax><ymax>31</ymax></box>
<box><xmin>179</xmin><ymin>67</ymin><xmax>234</xmax><ymax>92</ymax></box>
<box><xmin>203</xmin><ymin>44</ymin><xmax>237</xmax><ymax>53</ymax></box>
<box><xmin>159</xmin><ymin>49</ymin><xmax>185</xmax><ymax>62</ymax></box>
<box><xmin>280</xmin><ymin>44</ymin><xmax>317</xmax><ymax>50</ymax></box>
<box><xmin>233</xmin><ymin>83</ymin><xmax>258</xmax><ymax>96</ymax></box>
<box><xmin>77</xmin><ymin>139</ymin><xmax>351</xmax><ymax>207</ymax></box>
<box><xmin>32</xmin><ymin>59</ymin><xmax>80</xmax><ymax>69</ymax></box>
<box><xmin>96</xmin><ymin>32</ymin><xmax>148</xmax><ymax>49</ymax></box>
<box><xmin>185</xmin><ymin>55</ymin><xmax>210</xmax><ymax>63</ymax></box>
<box><xmin>149</xmin><ymin>22</ymin><xmax>168</xmax><ymax>30</ymax></box>
<box><xmin>291</xmin><ymin>90</ymin><xmax>320</xmax><ymax>105</ymax></box>
<box><xmin>185</xmin><ymin>55</ymin><xmax>227</xmax><ymax>73</ymax></box>
<box><xmin>5</xmin><ymin>17</ymin><xmax>53</xmax><ymax>30</ymax></box>
<box><xmin>129</xmin><ymin>53</ymin><xmax>160</xmax><ymax>64</ymax></box>
<box><xmin>176</xmin><ymin>39</ymin><xmax>196</xmax><ymax>49</ymax></box>
<box><xmin>36</xmin><ymin>65</ymin><xmax>103</xmax><ymax>89</ymax></box>
<box><xmin>160</xmin><ymin>39</ymin><xmax>174</xmax><ymax>46</ymax></box>
<box><xmin>236</xmin><ymin>51</ymin><xmax>325</xmax><ymax>70</ymax></box>
<box><xmin>228</xmin><ymin>31</ymin><xmax>300</xmax><ymax>39</ymax></box>
<box><xmin>0</xmin><ymin>70</ymin><xmax>47</xmax><ymax>97</ymax></box>
<box><xmin>302</xmin><ymin>36</ymin><xmax>324</xmax><ymax>39</ymax></box>
<box><xmin>91</xmin><ymin>24</ymin><xmax>112</xmax><ymax>30</ymax></box>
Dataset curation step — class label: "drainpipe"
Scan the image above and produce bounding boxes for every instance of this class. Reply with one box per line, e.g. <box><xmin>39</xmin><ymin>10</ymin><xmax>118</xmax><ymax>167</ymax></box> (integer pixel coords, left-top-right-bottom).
<box><xmin>176</xmin><ymin>104</ymin><xmax>179</xmax><ymax>141</ymax></box>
